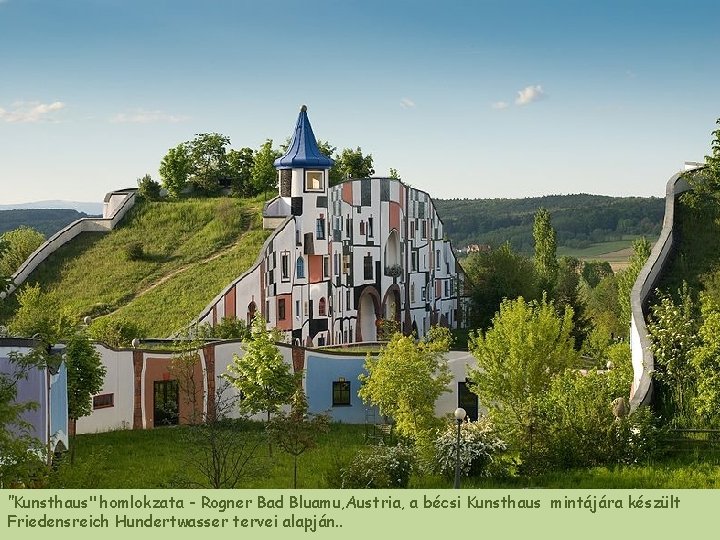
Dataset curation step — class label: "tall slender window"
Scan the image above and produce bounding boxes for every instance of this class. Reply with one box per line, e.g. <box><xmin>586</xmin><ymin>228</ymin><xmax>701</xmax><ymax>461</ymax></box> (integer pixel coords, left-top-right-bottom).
<box><xmin>296</xmin><ymin>257</ymin><xmax>305</xmax><ymax>278</ymax></box>
<box><xmin>316</xmin><ymin>216</ymin><xmax>326</xmax><ymax>240</ymax></box>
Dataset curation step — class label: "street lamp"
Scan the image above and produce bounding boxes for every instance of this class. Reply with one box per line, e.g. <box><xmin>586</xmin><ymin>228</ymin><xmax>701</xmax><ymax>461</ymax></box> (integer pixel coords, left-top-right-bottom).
<box><xmin>453</xmin><ymin>407</ymin><xmax>466</xmax><ymax>489</ymax></box>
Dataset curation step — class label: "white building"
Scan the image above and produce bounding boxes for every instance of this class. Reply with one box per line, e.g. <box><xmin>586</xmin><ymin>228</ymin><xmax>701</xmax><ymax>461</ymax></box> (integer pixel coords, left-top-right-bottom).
<box><xmin>197</xmin><ymin>106</ymin><xmax>466</xmax><ymax>345</ymax></box>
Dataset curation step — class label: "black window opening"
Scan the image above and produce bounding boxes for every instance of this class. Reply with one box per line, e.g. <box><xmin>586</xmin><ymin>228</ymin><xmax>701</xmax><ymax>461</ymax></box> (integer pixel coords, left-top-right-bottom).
<box><xmin>278</xmin><ymin>298</ymin><xmax>287</xmax><ymax>320</ymax></box>
<box><xmin>93</xmin><ymin>393</ymin><xmax>114</xmax><ymax>410</ymax></box>
<box><xmin>281</xmin><ymin>251</ymin><xmax>290</xmax><ymax>281</ymax></box>
<box><xmin>333</xmin><ymin>380</ymin><xmax>351</xmax><ymax>406</ymax></box>
<box><xmin>364</xmin><ymin>255</ymin><xmax>373</xmax><ymax>280</ymax></box>
<box><xmin>153</xmin><ymin>380</ymin><xmax>179</xmax><ymax>427</ymax></box>
<box><xmin>458</xmin><ymin>380</ymin><xmax>479</xmax><ymax>422</ymax></box>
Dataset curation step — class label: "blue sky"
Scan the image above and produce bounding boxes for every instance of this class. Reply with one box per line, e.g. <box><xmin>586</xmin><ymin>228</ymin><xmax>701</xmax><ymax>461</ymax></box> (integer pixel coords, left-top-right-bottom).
<box><xmin>1</xmin><ymin>0</ymin><xmax>719</xmax><ymax>204</ymax></box>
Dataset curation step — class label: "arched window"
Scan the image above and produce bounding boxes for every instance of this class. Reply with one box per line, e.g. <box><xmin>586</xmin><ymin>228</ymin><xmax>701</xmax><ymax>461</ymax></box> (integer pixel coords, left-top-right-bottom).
<box><xmin>318</xmin><ymin>297</ymin><xmax>327</xmax><ymax>317</ymax></box>
<box><xmin>296</xmin><ymin>257</ymin><xmax>305</xmax><ymax>278</ymax></box>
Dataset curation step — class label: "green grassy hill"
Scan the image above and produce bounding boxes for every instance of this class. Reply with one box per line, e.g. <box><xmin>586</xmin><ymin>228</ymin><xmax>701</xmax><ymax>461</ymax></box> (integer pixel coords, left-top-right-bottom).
<box><xmin>0</xmin><ymin>197</ymin><xmax>271</xmax><ymax>337</ymax></box>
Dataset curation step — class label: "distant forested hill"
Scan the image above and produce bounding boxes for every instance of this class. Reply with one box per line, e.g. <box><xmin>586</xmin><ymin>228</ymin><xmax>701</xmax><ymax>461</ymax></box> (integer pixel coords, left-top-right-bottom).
<box><xmin>435</xmin><ymin>194</ymin><xmax>664</xmax><ymax>253</ymax></box>
<box><xmin>0</xmin><ymin>208</ymin><xmax>90</xmax><ymax>236</ymax></box>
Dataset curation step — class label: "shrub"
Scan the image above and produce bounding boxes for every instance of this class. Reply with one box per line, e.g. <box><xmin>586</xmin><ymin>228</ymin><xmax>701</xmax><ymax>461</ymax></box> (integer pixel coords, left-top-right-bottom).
<box><xmin>434</xmin><ymin>418</ymin><xmax>507</xmax><ymax>478</ymax></box>
<box><xmin>196</xmin><ymin>317</ymin><xmax>250</xmax><ymax>340</ymax></box>
<box><xmin>88</xmin><ymin>316</ymin><xmax>145</xmax><ymax>348</ymax></box>
<box><xmin>616</xmin><ymin>406</ymin><xmax>662</xmax><ymax>464</ymax></box>
<box><xmin>137</xmin><ymin>174</ymin><xmax>162</xmax><ymax>201</ymax></box>
<box><xmin>331</xmin><ymin>444</ymin><xmax>414</xmax><ymax>489</ymax></box>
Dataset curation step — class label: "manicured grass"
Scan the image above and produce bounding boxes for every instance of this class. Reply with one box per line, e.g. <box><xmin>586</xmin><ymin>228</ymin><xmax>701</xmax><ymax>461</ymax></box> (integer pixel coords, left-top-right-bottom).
<box><xmin>54</xmin><ymin>423</ymin><xmax>720</xmax><ymax>489</ymax></box>
<box><xmin>60</xmin><ymin>422</ymin><xmax>369</xmax><ymax>489</ymax></box>
<box><xmin>1</xmin><ymin>197</ymin><xmax>271</xmax><ymax>337</ymax></box>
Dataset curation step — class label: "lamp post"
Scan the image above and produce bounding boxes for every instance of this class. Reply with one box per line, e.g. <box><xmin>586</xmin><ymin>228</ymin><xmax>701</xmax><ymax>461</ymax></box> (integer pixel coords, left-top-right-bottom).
<box><xmin>453</xmin><ymin>407</ymin><xmax>466</xmax><ymax>489</ymax></box>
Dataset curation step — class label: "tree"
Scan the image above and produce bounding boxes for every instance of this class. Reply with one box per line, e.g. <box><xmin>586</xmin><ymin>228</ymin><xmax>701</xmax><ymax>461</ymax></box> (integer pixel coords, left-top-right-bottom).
<box><xmin>175</xmin><ymin>380</ymin><xmax>263</xmax><ymax>489</ymax></box>
<box><xmin>389</xmin><ymin>168</ymin><xmax>401</xmax><ymax>180</ymax></box>
<box><xmin>251</xmin><ymin>139</ymin><xmax>281</xmax><ymax>198</ymax></box>
<box><xmin>553</xmin><ymin>256</ymin><xmax>590</xmax><ymax>348</ymax></box>
<box><xmin>358</xmin><ymin>326</ymin><xmax>452</xmax><ymax>446</ymax></box>
<box><xmin>8</xmin><ymin>285</ymin><xmax>75</xmax><ymax>342</ymax></box>
<box><xmin>159</xmin><ymin>143</ymin><xmax>192</xmax><ymax>198</ymax></box>
<box><xmin>647</xmin><ymin>284</ymin><xmax>700</xmax><ymax>425</ymax></box>
<box><xmin>705</xmin><ymin>118</ymin><xmax>720</xmax><ymax>178</ymax></box>
<box><xmin>581</xmin><ymin>261</ymin><xmax>613</xmax><ymax>289</ymax></box>
<box><xmin>136</xmin><ymin>174</ymin><xmax>161</xmax><ymax>200</ymax></box>
<box><xmin>224</xmin><ymin>315</ymin><xmax>296</xmax><ymax>422</ymax></box>
<box><xmin>533</xmin><ymin>208</ymin><xmax>558</xmax><ymax>292</ymax></box>
<box><xmin>461</xmin><ymin>242</ymin><xmax>539</xmax><ymax>328</ymax></box>
<box><xmin>64</xmin><ymin>331</ymin><xmax>106</xmax><ymax>461</ymax></box>
<box><xmin>0</xmin><ymin>236</ymin><xmax>11</xmax><ymax>292</ymax></box>
<box><xmin>468</xmin><ymin>295</ymin><xmax>578</xmax><ymax>461</ymax></box>
<box><xmin>0</xmin><ymin>227</ymin><xmax>45</xmax><ymax>279</ymax></box>
<box><xmin>616</xmin><ymin>237</ymin><xmax>652</xmax><ymax>332</ymax></box>
<box><xmin>226</xmin><ymin>147</ymin><xmax>254</xmax><ymax>197</ymax></box>
<box><xmin>334</xmin><ymin>147</ymin><xmax>374</xmax><ymax>183</ymax></box>
<box><xmin>691</xmin><ymin>295</ymin><xmax>720</xmax><ymax>422</ymax></box>
<box><xmin>266</xmin><ymin>387</ymin><xmax>330</xmax><ymax>488</ymax></box>
<box><xmin>187</xmin><ymin>133</ymin><xmax>231</xmax><ymax>194</ymax></box>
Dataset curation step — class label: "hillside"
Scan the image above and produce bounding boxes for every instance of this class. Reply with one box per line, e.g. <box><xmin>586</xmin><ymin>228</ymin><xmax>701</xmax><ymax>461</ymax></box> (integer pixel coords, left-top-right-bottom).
<box><xmin>0</xmin><ymin>208</ymin><xmax>93</xmax><ymax>236</ymax></box>
<box><xmin>0</xmin><ymin>197</ymin><xmax>271</xmax><ymax>337</ymax></box>
<box><xmin>435</xmin><ymin>194</ymin><xmax>664</xmax><ymax>254</ymax></box>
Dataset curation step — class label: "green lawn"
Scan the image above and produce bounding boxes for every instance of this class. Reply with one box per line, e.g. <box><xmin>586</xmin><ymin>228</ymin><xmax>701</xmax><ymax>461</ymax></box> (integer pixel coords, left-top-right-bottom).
<box><xmin>1</xmin><ymin>197</ymin><xmax>272</xmax><ymax>337</ymax></box>
<box><xmin>50</xmin><ymin>423</ymin><xmax>720</xmax><ymax>489</ymax></box>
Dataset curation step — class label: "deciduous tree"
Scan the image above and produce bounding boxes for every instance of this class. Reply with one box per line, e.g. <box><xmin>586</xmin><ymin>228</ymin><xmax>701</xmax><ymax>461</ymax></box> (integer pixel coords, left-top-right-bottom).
<box><xmin>468</xmin><ymin>295</ymin><xmax>578</xmax><ymax>458</ymax></box>
<box><xmin>65</xmin><ymin>331</ymin><xmax>106</xmax><ymax>461</ymax></box>
<box><xmin>226</xmin><ymin>147</ymin><xmax>254</xmax><ymax>197</ymax></box>
<box><xmin>533</xmin><ymin>208</ymin><xmax>558</xmax><ymax>292</ymax></box>
<box><xmin>0</xmin><ymin>227</ymin><xmax>45</xmax><ymax>279</ymax></box>
<box><xmin>359</xmin><ymin>326</ymin><xmax>452</xmax><ymax>446</ymax></box>
<box><xmin>251</xmin><ymin>140</ymin><xmax>281</xmax><ymax>198</ymax></box>
<box><xmin>224</xmin><ymin>315</ymin><xmax>296</xmax><ymax>422</ymax></box>
<box><xmin>159</xmin><ymin>143</ymin><xmax>192</xmax><ymax>198</ymax></box>
<box><xmin>187</xmin><ymin>133</ymin><xmax>231</xmax><ymax>194</ymax></box>
<box><xmin>616</xmin><ymin>237</ymin><xmax>651</xmax><ymax>331</ymax></box>
<box><xmin>334</xmin><ymin>147</ymin><xmax>374</xmax><ymax>183</ymax></box>
<box><xmin>266</xmin><ymin>387</ymin><xmax>329</xmax><ymax>488</ymax></box>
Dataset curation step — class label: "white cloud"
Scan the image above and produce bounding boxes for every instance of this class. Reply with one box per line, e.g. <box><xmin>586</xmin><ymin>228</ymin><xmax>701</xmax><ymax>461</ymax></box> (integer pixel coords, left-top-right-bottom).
<box><xmin>400</xmin><ymin>97</ymin><xmax>416</xmax><ymax>109</ymax></box>
<box><xmin>515</xmin><ymin>85</ymin><xmax>545</xmax><ymax>106</ymax></box>
<box><xmin>111</xmin><ymin>109</ymin><xmax>188</xmax><ymax>124</ymax></box>
<box><xmin>492</xmin><ymin>101</ymin><xmax>509</xmax><ymax>110</ymax></box>
<box><xmin>0</xmin><ymin>101</ymin><xmax>66</xmax><ymax>123</ymax></box>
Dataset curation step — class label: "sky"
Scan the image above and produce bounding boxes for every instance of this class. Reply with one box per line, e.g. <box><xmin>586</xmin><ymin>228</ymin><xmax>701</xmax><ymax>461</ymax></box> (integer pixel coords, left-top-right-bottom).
<box><xmin>1</xmin><ymin>0</ymin><xmax>719</xmax><ymax>204</ymax></box>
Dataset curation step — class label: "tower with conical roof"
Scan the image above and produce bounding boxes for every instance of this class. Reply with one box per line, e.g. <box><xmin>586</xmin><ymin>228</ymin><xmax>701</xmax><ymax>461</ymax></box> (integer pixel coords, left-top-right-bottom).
<box><xmin>274</xmin><ymin>105</ymin><xmax>334</xmax><ymax>258</ymax></box>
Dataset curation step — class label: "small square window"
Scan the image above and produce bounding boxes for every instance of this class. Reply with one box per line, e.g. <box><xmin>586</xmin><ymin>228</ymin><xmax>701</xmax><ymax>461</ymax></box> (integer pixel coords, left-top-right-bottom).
<box><xmin>305</xmin><ymin>170</ymin><xmax>324</xmax><ymax>191</ymax></box>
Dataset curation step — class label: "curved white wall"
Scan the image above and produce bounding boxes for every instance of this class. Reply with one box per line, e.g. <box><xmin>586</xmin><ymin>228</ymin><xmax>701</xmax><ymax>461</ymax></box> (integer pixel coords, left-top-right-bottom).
<box><xmin>6</xmin><ymin>189</ymin><xmax>137</xmax><ymax>297</ymax></box>
<box><xmin>629</xmin><ymin>171</ymin><xmax>692</xmax><ymax>408</ymax></box>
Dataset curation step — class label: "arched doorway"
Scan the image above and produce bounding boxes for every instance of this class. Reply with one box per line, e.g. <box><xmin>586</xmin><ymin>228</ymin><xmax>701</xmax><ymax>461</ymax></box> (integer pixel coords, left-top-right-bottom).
<box><xmin>247</xmin><ymin>301</ymin><xmax>256</xmax><ymax>325</ymax></box>
<box><xmin>382</xmin><ymin>285</ymin><xmax>401</xmax><ymax>322</ymax></box>
<box><xmin>357</xmin><ymin>287</ymin><xmax>380</xmax><ymax>342</ymax></box>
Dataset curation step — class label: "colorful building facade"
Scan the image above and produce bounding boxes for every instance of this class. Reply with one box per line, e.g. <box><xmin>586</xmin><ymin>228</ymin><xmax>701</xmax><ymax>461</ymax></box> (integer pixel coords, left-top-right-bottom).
<box><xmin>197</xmin><ymin>106</ymin><xmax>465</xmax><ymax>345</ymax></box>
